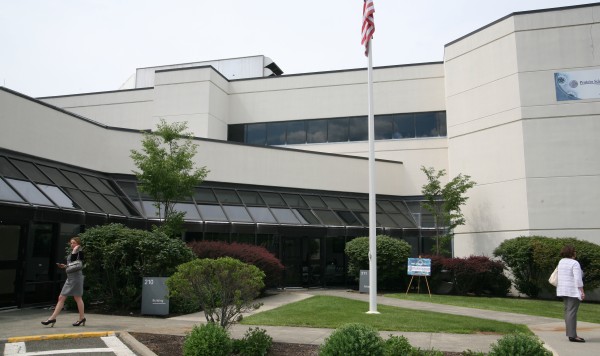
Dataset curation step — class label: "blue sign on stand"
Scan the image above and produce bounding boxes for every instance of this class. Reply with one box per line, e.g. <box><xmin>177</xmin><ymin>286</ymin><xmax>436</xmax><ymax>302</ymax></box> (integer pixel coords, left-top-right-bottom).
<box><xmin>406</xmin><ymin>258</ymin><xmax>432</xmax><ymax>297</ymax></box>
<box><xmin>407</xmin><ymin>258</ymin><xmax>431</xmax><ymax>276</ymax></box>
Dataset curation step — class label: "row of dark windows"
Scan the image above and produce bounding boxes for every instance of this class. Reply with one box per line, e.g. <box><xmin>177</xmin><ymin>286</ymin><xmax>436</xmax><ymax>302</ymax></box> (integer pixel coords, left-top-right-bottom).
<box><xmin>228</xmin><ymin>111</ymin><xmax>447</xmax><ymax>146</ymax></box>
<box><xmin>0</xmin><ymin>156</ymin><xmax>138</xmax><ymax>216</ymax></box>
<box><xmin>118</xmin><ymin>181</ymin><xmax>418</xmax><ymax>228</ymax></box>
<box><xmin>0</xmin><ymin>153</ymin><xmax>434</xmax><ymax>229</ymax></box>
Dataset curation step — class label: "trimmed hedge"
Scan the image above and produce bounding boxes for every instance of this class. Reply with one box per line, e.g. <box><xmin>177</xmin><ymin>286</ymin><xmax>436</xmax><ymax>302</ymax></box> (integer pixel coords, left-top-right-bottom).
<box><xmin>425</xmin><ymin>255</ymin><xmax>511</xmax><ymax>296</ymax></box>
<box><xmin>345</xmin><ymin>235</ymin><xmax>411</xmax><ymax>290</ymax></box>
<box><xmin>494</xmin><ymin>236</ymin><xmax>600</xmax><ymax>298</ymax></box>
<box><xmin>188</xmin><ymin>241</ymin><xmax>284</xmax><ymax>289</ymax></box>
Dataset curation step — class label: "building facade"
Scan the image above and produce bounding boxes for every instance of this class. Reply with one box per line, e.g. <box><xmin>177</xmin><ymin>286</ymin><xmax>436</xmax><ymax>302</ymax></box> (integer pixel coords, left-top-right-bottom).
<box><xmin>1</xmin><ymin>3</ymin><xmax>599</xmax><ymax>307</ymax></box>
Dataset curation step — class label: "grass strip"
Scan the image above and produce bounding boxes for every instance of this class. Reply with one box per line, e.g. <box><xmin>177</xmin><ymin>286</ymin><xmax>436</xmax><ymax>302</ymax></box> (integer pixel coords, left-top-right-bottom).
<box><xmin>241</xmin><ymin>295</ymin><xmax>530</xmax><ymax>335</ymax></box>
<box><xmin>386</xmin><ymin>293</ymin><xmax>600</xmax><ymax>324</ymax></box>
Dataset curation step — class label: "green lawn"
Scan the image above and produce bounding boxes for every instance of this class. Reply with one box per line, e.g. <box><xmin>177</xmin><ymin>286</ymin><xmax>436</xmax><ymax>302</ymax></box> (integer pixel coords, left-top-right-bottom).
<box><xmin>386</xmin><ymin>293</ymin><xmax>600</xmax><ymax>324</ymax></box>
<box><xmin>241</xmin><ymin>295</ymin><xmax>530</xmax><ymax>335</ymax></box>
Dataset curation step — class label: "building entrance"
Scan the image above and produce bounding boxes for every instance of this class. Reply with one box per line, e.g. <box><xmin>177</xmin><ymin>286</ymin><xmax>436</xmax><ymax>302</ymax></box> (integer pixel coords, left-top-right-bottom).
<box><xmin>0</xmin><ymin>224</ymin><xmax>22</xmax><ymax>308</ymax></box>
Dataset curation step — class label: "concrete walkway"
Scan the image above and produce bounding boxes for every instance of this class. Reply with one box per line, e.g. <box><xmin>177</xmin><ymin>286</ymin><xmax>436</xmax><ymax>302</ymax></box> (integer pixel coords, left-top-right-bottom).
<box><xmin>1</xmin><ymin>289</ymin><xmax>599</xmax><ymax>355</ymax></box>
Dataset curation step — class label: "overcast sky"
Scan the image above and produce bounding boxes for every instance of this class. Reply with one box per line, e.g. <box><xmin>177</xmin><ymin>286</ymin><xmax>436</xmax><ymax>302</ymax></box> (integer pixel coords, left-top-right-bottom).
<box><xmin>0</xmin><ymin>0</ymin><xmax>593</xmax><ymax>97</ymax></box>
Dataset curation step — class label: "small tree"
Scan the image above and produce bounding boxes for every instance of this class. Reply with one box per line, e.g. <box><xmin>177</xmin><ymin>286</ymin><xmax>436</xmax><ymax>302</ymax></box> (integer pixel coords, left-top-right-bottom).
<box><xmin>421</xmin><ymin>166</ymin><xmax>476</xmax><ymax>255</ymax></box>
<box><xmin>167</xmin><ymin>257</ymin><xmax>265</xmax><ymax>329</ymax></box>
<box><xmin>130</xmin><ymin>119</ymin><xmax>209</xmax><ymax>237</ymax></box>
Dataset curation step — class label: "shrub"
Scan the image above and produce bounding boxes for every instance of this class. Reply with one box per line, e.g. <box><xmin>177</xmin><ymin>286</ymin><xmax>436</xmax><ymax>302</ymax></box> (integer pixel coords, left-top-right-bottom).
<box><xmin>79</xmin><ymin>223</ymin><xmax>195</xmax><ymax>311</ymax></box>
<box><xmin>183</xmin><ymin>322</ymin><xmax>233</xmax><ymax>356</ymax></box>
<box><xmin>319</xmin><ymin>323</ymin><xmax>384</xmax><ymax>356</ymax></box>
<box><xmin>167</xmin><ymin>257</ymin><xmax>265</xmax><ymax>328</ymax></box>
<box><xmin>488</xmin><ymin>333</ymin><xmax>552</xmax><ymax>356</ymax></box>
<box><xmin>234</xmin><ymin>327</ymin><xmax>273</xmax><ymax>356</ymax></box>
<box><xmin>383</xmin><ymin>335</ymin><xmax>413</xmax><ymax>356</ymax></box>
<box><xmin>494</xmin><ymin>236</ymin><xmax>600</xmax><ymax>297</ymax></box>
<box><xmin>345</xmin><ymin>235</ymin><xmax>412</xmax><ymax>290</ymax></box>
<box><xmin>422</xmin><ymin>254</ymin><xmax>510</xmax><ymax>296</ymax></box>
<box><xmin>443</xmin><ymin>255</ymin><xmax>511</xmax><ymax>296</ymax></box>
<box><xmin>188</xmin><ymin>241</ymin><xmax>284</xmax><ymax>289</ymax></box>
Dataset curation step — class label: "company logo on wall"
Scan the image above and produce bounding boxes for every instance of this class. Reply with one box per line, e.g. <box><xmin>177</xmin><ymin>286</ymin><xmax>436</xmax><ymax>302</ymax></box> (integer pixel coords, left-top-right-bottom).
<box><xmin>555</xmin><ymin>69</ymin><xmax>600</xmax><ymax>101</ymax></box>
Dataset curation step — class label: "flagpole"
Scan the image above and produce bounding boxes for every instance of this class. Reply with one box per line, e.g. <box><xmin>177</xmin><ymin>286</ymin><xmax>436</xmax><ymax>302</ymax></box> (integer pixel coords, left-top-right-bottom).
<box><xmin>366</xmin><ymin>39</ymin><xmax>378</xmax><ymax>314</ymax></box>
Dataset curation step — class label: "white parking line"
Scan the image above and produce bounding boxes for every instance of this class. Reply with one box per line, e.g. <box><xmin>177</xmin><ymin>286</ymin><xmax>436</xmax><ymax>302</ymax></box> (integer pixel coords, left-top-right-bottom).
<box><xmin>3</xmin><ymin>335</ymin><xmax>135</xmax><ymax>356</ymax></box>
<box><xmin>4</xmin><ymin>342</ymin><xmax>25</xmax><ymax>355</ymax></box>
<box><xmin>102</xmin><ymin>336</ymin><xmax>136</xmax><ymax>356</ymax></box>
<box><xmin>4</xmin><ymin>347</ymin><xmax>110</xmax><ymax>355</ymax></box>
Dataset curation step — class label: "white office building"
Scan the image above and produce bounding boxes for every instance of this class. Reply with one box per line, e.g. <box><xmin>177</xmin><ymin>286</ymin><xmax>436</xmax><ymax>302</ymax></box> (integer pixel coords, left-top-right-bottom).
<box><xmin>1</xmin><ymin>3</ymin><xmax>598</xmax><ymax>307</ymax></box>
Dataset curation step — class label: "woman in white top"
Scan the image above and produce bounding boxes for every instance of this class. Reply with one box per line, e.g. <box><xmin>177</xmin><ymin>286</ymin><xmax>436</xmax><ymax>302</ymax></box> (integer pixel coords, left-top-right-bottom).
<box><xmin>556</xmin><ymin>245</ymin><xmax>585</xmax><ymax>342</ymax></box>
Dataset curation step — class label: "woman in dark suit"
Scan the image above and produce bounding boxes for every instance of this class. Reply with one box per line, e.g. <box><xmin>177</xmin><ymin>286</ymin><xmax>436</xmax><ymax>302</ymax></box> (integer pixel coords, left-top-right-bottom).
<box><xmin>41</xmin><ymin>236</ymin><xmax>86</xmax><ymax>327</ymax></box>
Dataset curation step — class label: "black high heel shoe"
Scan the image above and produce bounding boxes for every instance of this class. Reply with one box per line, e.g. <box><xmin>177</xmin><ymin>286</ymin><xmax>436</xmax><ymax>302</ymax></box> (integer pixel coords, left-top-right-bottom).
<box><xmin>72</xmin><ymin>318</ymin><xmax>86</xmax><ymax>327</ymax></box>
<box><xmin>41</xmin><ymin>319</ymin><xmax>56</xmax><ymax>327</ymax></box>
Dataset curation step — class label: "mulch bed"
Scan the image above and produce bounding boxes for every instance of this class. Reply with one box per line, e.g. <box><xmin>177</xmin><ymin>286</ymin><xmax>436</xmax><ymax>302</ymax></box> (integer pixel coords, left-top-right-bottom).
<box><xmin>128</xmin><ymin>332</ymin><xmax>463</xmax><ymax>356</ymax></box>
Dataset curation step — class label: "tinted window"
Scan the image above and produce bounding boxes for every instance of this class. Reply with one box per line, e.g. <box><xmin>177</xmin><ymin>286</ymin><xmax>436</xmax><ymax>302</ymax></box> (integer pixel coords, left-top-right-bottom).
<box><xmin>271</xmin><ymin>208</ymin><xmax>301</xmax><ymax>224</ymax></box>
<box><xmin>223</xmin><ymin>205</ymin><xmax>253</xmax><ymax>222</ymax></box>
<box><xmin>0</xmin><ymin>157</ymin><xmax>26</xmax><ymax>179</ymax></box>
<box><xmin>303</xmin><ymin>195</ymin><xmax>326</xmax><ymax>208</ymax></box>
<box><xmin>247</xmin><ymin>207</ymin><xmax>277</xmax><ymax>223</ymax></box>
<box><xmin>239</xmin><ymin>191</ymin><xmax>265</xmax><ymax>206</ymax></box>
<box><xmin>437</xmin><ymin>112</ymin><xmax>447</xmax><ymax>136</ymax></box>
<box><xmin>307</xmin><ymin>119</ymin><xmax>327</xmax><ymax>143</ymax></box>
<box><xmin>246</xmin><ymin>123</ymin><xmax>266</xmax><ymax>145</ymax></box>
<box><xmin>282</xmin><ymin>193</ymin><xmax>308</xmax><ymax>207</ymax></box>
<box><xmin>313</xmin><ymin>210</ymin><xmax>342</xmax><ymax>225</ymax></box>
<box><xmin>327</xmin><ymin>118</ymin><xmax>348</xmax><ymax>142</ymax></box>
<box><xmin>393</xmin><ymin>114</ymin><xmax>415</xmax><ymax>139</ymax></box>
<box><xmin>286</xmin><ymin>121</ymin><xmax>306</xmax><ymax>144</ymax></box>
<box><xmin>214</xmin><ymin>189</ymin><xmax>242</xmax><ymax>204</ymax></box>
<box><xmin>65</xmin><ymin>188</ymin><xmax>101</xmax><ymax>212</ymax></box>
<box><xmin>198</xmin><ymin>204</ymin><xmax>228</xmax><ymax>221</ymax></box>
<box><xmin>267</xmin><ymin>122</ymin><xmax>286</xmax><ymax>145</ymax></box>
<box><xmin>6</xmin><ymin>178</ymin><xmax>53</xmax><ymax>205</ymax></box>
<box><xmin>375</xmin><ymin>115</ymin><xmax>393</xmax><ymax>140</ymax></box>
<box><xmin>39</xmin><ymin>166</ymin><xmax>76</xmax><ymax>188</ymax></box>
<box><xmin>12</xmin><ymin>160</ymin><xmax>52</xmax><ymax>184</ymax></box>
<box><xmin>260</xmin><ymin>192</ymin><xmax>286</xmax><ymax>207</ymax></box>
<box><xmin>173</xmin><ymin>203</ymin><xmax>201</xmax><ymax>220</ymax></box>
<box><xmin>415</xmin><ymin>112</ymin><xmax>437</xmax><ymax>137</ymax></box>
<box><xmin>194</xmin><ymin>188</ymin><xmax>218</xmax><ymax>203</ymax></box>
<box><xmin>349</xmin><ymin>116</ymin><xmax>368</xmax><ymax>141</ymax></box>
<box><xmin>63</xmin><ymin>171</ymin><xmax>95</xmax><ymax>191</ymax></box>
<box><xmin>38</xmin><ymin>184</ymin><xmax>77</xmax><ymax>208</ymax></box>
<box><xmin>228</xmin><ymin>124</ymin><xmax>245</xmax><ymax>143</ymax></box>
<box><xmin>0</xmin><ymin>178</ymin><xmax>24</xmax><ymax>202</ymax></box>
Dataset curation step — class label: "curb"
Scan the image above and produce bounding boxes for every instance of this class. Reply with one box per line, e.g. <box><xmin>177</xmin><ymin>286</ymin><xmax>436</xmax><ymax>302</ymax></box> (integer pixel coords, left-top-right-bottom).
<box><xmin>7</xmin><ymin>331</ymin><xmax>115</xmax><ymax>343</ymax></box>
<box><xmin>118</xmin><ymin>331</ymin><xmax>158</xmax><ymax>356</ymax></box>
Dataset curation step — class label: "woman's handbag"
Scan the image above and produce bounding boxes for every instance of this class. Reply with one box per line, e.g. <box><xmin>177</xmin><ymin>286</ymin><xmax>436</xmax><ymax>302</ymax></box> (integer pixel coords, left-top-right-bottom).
<box><xmin>66</xmin><ymin>250</ymin><xmax>83</xmax><ymax>273</ymax></box>
<box><xmin>66</xmin><ymin>260</ymin><xmax>83</xmax><ymax>273</ymax></box>
<box><xmin>549</xmin><ymin>267</ymin><xmax>558</xmax><ymax>286</ymax></box>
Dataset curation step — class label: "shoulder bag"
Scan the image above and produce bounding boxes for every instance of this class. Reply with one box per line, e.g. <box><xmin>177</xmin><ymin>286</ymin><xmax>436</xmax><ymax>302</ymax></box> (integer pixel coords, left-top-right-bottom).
<box><xmin>66</xmin><ymin>250</ymin><xmax>84</xmax><ymax>273</ymax></box>
<box><xmin>549</xmin><ymin>266</ymin><xmax>558</xmax><ymax>286</ymax></box>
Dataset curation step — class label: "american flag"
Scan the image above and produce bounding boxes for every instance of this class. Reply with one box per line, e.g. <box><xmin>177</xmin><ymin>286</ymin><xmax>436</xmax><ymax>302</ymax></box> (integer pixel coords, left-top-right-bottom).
<box><xmin>361</xmin><ymin>0</ymin><xmax>375</xmax><ymax>56</ymax></box>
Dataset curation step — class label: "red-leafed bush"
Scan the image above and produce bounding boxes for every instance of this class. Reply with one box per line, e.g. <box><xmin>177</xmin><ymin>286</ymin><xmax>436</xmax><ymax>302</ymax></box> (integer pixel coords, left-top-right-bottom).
<box><xmin>188</xmin><ymin>241</ymin><xmax>284</xmax><ymax>288</ymax></box>
<box><xmin>443</xmin><ymin>255</ymin><xmax>511</xmax><ymax>296</ymax></box>
<box><xmin>424</xmin><ymin>254</ymin><xmax>510</xmax><ymax>296</ymax></box>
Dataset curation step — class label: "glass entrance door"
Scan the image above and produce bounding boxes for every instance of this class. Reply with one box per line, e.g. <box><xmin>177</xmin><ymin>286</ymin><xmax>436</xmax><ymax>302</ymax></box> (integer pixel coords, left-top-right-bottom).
<box><xmin>0</xmin><ymin>225</ymin><xmax>22</xmax><ymax>308</ymax></box>
<box><xmin>22</xmin><ymin>223</ymin><xmax>60</xmax><ymax>305</ymax></box>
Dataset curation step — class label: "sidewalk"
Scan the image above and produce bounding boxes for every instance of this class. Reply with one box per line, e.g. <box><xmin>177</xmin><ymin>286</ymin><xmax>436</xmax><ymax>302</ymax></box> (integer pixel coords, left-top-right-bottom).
<box><xmin>1</xmin><ymin>289</ymin><xmax>599</xmax><ymax>355</ymax></box>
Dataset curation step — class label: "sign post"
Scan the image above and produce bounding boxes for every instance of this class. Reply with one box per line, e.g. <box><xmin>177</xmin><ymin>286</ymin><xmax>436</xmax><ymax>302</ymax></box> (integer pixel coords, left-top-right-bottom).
<box><xmin>359</xmin><ymin>270</ymin><xmax>370</xmax><ymax>293</ymax></box>
<box><xmin>141</xmin><ymin>277</ymin><xmax>169</xmax><ymax>315</ymax></box>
